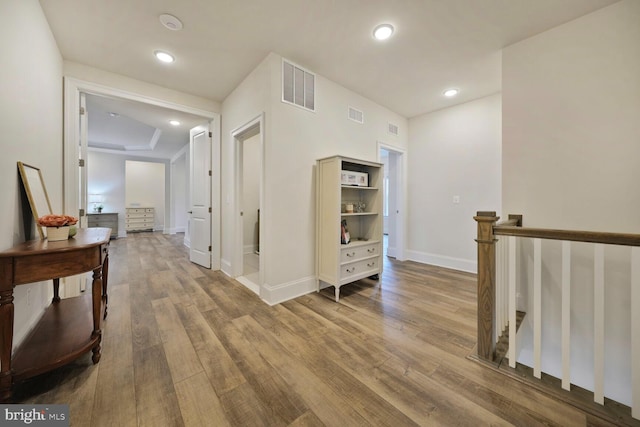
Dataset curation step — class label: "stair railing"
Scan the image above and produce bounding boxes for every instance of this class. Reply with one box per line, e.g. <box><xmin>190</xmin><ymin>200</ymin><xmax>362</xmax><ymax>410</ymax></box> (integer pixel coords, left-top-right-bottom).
<box><xmin>474</xmin><ymin>211</ymin><xmax>640</xmax><ymax>419</ymax></box>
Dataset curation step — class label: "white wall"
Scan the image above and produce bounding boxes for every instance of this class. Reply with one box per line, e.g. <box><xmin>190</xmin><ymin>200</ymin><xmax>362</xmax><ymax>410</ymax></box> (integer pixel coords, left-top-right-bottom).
<box><xmin>171</xmin><ymin>150</ymin><xmax>188</xmax><ymax>234</ymax></box>
<box><xmin>221</xmin><ymin>53</ymin><xmax>409</xmax><ymax>303</ymax></box>
<box><xmin>503</xmin><ymin>0</ymin><xmax>640</xmax><ymax>405</ymax></box>
<box><xmin>0</xmin><ymin>0</ymin><xmax>63</xmax><ymax>346</ymax></box>
<box><xmin>503</xmin><ymin>1</ymin><xmax>640</xmax><ymax>231</ymax></box>
<box><xmin>407</xmin><ymin>94</ymin><xmax>502</xmax><ymax>272</ymax></box>
<box><xmin>64</xmin><ymin>61</ymin><xmax>221</xmax><ymax>114</ymax></box>
<box><xmin>264</xmin><ymin>54</ymin><xmax>409</xmax><ymax>302</ymax></box>
<box><xmin>88</xmin><ymin>152</ymin><xmax>173</xmax><ymax>236</ymax></box>
<box><xmin>220</xmin><ymin>55</ymin><xmax>271</xmax><ymax>275</ymax></box>
<box><xmin>88</xmin><ymin>151</ymin><xmax>126</xmax><ymax>237</ymax></box>
<box><xmin>243</xmin><ymin>134</ymin><xmax>261</xmax><ymax>252</ymax></box>
<box><xmin>125</xmin><ymin>160</ymin><xmax>166</xmax><ymax>230</ymax></box>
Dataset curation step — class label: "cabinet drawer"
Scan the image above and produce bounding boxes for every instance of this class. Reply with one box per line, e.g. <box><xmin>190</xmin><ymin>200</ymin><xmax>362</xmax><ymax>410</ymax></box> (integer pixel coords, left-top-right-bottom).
<box><xmin>127</xmin><ymin>215</ymin><xmax>153</xmax><ymax>222</ymax></box>
<box><xmin>89</xmin><ymin>221</ymin><xmax>116</xmax><ymax>228</ymax></box>
<box><xmin>340</xmin><ymin>257</ymin><xmax>379</xmax><ymax>282</ymax></box>
<box><xmin>341</xmin><ymin>243</ymin><xmax>380</xmax><ymax>263</ymax></box>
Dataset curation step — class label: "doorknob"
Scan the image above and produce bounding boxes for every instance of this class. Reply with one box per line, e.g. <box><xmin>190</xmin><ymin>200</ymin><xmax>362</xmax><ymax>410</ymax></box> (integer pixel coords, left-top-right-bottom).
<box><xmin>188</xmin><ymin>211</ymin><xmax>193</xmax><ymax>214</ymax></box>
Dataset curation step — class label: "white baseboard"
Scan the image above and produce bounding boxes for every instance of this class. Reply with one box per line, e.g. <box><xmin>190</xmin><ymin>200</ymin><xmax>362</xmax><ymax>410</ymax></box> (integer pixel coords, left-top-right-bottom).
<box><xmin>167</xmin><ymin>226</ymin><xmax>186</xmax><ymax>234</ymax></box>
<box><xmin>387</xmin><ymin>246</ymin><xmax>396</xmax><ymax>258</ymax></box>
<box><xmin>244</xmin><ymin>244</ymin><xmax>257</xmax><ymax>255</ymax></box>
<box><xmin>261</xmin><ymin>276</ymin><xmax>317</xmax><ymax>306</ymax></box>
<box><xmin>236</xmin><ymin>276</ymin><xmax>260</xmax><ymax>295</ymax></box>
<box><xmin>405</xmin><ymin>250</ymin><xmax>477</xmax><ymax>274</ymax></box>
<box><xmin>221</xmin><ymin>258</ymin><xmax>232</xmax><ymax>277</ymax></box>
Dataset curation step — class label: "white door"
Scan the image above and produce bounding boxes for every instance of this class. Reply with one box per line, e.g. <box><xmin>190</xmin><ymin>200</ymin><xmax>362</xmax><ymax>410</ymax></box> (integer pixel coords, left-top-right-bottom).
<box><xmin>64</xmin><ymin>92</ymin><xmax>89</xmax><ymax>298</ymax></box>
<box><xmin>189</xmin><ymin>124</ymin><xmax>211</xmax><ymax>267</ymax></box>
<box><xmin>79</xmin><ymin>93</ymin><xmax>88</xmax><ymax>229</ymax></box>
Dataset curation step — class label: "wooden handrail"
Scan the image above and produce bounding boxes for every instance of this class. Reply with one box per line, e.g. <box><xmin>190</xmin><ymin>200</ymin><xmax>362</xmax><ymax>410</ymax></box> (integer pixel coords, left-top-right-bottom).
<box><xmin>494</xmin><ymin>225</ymin><xmax>640</xmax><ymax>247</ymax></box>
<box><xmin>496</xmin><ymin>214</ymin><xmax>522</xmax><ymax>228</ymax></box>
<box><xmin>474</xmin><ymin>211</ymin><xmax>640</xmax><ymax>363</ymax></box>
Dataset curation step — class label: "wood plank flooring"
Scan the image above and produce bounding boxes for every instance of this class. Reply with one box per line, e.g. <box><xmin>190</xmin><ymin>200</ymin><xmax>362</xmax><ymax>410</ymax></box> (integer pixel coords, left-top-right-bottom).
<box><xmin>12</xmin><ymin>232</ymin><xmax>637</xmax><ymax>426</ymax></box>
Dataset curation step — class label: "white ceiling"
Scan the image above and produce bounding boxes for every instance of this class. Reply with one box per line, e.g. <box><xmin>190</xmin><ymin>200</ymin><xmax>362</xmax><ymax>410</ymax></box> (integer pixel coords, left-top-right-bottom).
<box><xmin>86</xmin><ymin>94</ymin><xmax>209</xmax><ymax>160</ymax></box>
<box><xmin>40</xmin><ymin>0</ymin><xmax>618</xmax><ymax>150</ymax></box>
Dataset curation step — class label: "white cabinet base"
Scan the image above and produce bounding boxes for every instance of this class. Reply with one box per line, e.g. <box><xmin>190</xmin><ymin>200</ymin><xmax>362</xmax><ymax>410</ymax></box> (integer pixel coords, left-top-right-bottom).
<box><xmin>126</xmin><ymin>207</ymin><xmax>155</xmax><ymax>232</ymax></box>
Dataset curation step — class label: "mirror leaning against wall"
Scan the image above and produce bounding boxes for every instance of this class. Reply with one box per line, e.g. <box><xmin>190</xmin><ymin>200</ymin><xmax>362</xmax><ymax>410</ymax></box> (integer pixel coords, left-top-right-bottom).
<box><xmin>17</xmin><ymin>161</ymin><xmax>53</xmax><ymax>239</ymax></box>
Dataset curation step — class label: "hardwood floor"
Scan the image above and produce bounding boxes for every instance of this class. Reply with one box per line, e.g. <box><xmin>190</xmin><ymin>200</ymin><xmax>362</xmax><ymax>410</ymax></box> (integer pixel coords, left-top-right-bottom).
<box><xmin>13</xmin><ymin>232</ymin><xmax>637</xmax><ymax>426</ymax></box>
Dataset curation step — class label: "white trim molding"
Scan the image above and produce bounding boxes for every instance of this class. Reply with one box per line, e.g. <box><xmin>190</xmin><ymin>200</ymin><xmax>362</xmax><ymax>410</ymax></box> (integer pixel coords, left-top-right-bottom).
<box><xmin>261</xmin><ymin>276</ymin><xmax>317</xmax><ymax>306</ymax></box>
<box><xmin>405</xmin><ymin>250</ymin><xmax>477</xmax><ymax>274</ymax></box>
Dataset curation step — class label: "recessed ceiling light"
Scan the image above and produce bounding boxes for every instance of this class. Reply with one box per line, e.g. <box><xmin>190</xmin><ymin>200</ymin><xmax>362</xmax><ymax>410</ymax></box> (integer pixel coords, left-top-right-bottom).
<box><xmin>373</xmin><ymin>24</ymin><xmax>394</xmax><ymax>41</ymax></box>
<box><xmin>108</xmin><ymin>112</ymin><xmax>119</xmax><ymax>118</ymax></box>
<box><xmin>159</xmin><ymin>14</ymin><xmax>183</xmax><ymax>31</ymax></box>
<box><xmin>169</xmin><ymin>120</ymin><xmax>180</xmax><ymax>126</ymax></box>
<box><xmin>154</xmin><ymin>50</ymin><xmax>175</xmax><ymax>63</ymax></box>
<box><xmin>443</xmin><ymin>88</ymin><xmax>459</xmax><ymax>97</ymax></box>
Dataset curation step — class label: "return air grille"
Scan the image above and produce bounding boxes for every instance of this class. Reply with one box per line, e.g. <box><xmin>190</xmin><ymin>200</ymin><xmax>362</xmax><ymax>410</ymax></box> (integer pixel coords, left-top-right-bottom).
<box><xmin>388</xmin><ymin>123</ymin><xmax>399</xmax><ymax>136</ymax></box>
<box><xmin>348</xmin><ymin>106</ymin><xmax>364</xmax><ymax>124</ymax></box>
<box><xmin>282</xmin><ymin>60</ymin><xmax>315</xmax><ymax>111</ymax></box>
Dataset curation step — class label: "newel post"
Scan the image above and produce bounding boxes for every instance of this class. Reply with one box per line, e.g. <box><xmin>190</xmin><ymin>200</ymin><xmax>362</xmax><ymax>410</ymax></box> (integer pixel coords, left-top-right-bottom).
<box><xmin>474</xmin><ymin>211</ymin><xmax>500</xmax><ymax>361</ymax></box>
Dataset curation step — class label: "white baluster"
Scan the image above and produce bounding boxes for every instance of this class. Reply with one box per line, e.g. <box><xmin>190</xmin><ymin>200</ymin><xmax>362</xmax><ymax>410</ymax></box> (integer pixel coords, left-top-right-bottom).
<box><xmin>503</xmin><ymin>238</ymin><xmax>508</xmax><ymax>332</ymax></box>
<box><xmin>534</xmin><ymin>238</ymin><xmax>542</xmax><ymax>379</ymax></box>
<box><xmin>562</xmin><ymin>241</ymin><xmax>571</xmax><ymax>391</ymax></box>
<box><xmin>631</xmin><ymin>247</ymin><xmax>640</xmax><ymax>419</ymax></box>
<box><xmin>495</xmin><ymin>237</ymin><xmax>502</xmax><ymax>340</ymax></box>
<box><xmin>594</xmin><ymin>244</ymin><xmax>605</xmax><ymax>405</ymax></box>
<box><xmin>508</xmin><ymin>236</ymin><xmax>517</xmax><ymax>368</ymax></box>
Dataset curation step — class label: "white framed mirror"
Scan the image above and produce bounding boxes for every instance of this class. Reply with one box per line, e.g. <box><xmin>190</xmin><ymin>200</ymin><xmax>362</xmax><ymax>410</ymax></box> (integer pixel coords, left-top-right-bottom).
<box><xmin>17</xmin><ymin>162</ymin><xmax>53</xmax><ymax>239</ymax></box>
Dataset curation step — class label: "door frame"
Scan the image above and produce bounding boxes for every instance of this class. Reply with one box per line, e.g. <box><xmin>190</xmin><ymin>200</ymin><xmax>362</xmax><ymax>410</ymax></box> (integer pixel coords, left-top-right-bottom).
<box><xmin>63</xmin><ymin>77</ymin><xmax>221</xmax><ymax>270</ymax></box>
<box><xmin>231</xmin><ymin>113</ymin><xmax>265</xmax><ymax>294</ymax></box>
<box><xmin>377</xmin><ymin>142</ymin><xmax>407</xmax><ymax>261</ymax></box>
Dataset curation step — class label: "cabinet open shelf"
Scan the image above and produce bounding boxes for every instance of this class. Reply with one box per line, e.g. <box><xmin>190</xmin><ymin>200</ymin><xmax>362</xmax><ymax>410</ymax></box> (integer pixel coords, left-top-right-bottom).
<box><xmin>341</xmin><ymin>186</ymin><xmax>378</xmax><ymax>190</ymax></box>
<box><xmin>316</xmin><ymin>155</ymin><xmax>383</xmax><ymax>302</ymax></box>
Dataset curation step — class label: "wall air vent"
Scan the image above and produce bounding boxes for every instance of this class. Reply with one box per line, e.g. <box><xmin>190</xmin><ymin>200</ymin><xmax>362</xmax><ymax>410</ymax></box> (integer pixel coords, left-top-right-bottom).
<box><xmin>282</xmin><ymin>59</ymin><xmax>315</xmax><ymax>112</ymax></box>
<box><xmin>388</xmin><ymin>123</ymin><xmax>399</xmax><ymax>136</ymax></box>
<box><xmin>348</xmin><ymin>106</ymin><xmax>364</xmax><ymax>124</ymax></box>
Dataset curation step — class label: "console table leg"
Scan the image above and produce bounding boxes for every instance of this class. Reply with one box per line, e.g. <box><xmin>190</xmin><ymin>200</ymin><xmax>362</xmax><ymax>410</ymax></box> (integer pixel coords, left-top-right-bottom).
<box><xmin>91</xmin><ymin>266</ymin><xmax>103</xmax><ymax>365</ymax></box>
<box><xmin>52</xmin><ymin>278</ymin><xmax>60</xmax><ymax>303</ymax></box>
<box><xmin>101</xmin><ymin>249</ymin><xmax>109</xmax><ymax>320</ymax></box>
<box><xmin>0</xmin><ymin>288</ymin><xmax>14</xmax><ymax>402</ymax></box>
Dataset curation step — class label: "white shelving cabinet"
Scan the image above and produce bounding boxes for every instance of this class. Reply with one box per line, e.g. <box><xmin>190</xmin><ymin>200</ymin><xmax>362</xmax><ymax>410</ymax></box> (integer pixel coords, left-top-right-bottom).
<box><xmin>316</xmin><ymin>155</ymin><xmax>383</xmax><ymax>302</ymax></box>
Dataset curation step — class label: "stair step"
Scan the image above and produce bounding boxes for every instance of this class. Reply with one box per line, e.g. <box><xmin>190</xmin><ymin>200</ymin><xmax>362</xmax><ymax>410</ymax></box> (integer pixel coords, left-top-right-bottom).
<box><xmin>495</xmin><ymin>310</ymin><xmax>526</xmax><ymax>363</ymax></box>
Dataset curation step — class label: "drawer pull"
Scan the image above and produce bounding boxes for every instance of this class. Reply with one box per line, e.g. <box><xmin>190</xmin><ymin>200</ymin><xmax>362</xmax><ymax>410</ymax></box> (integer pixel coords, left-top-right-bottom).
<box><xmin>367</xmin><ymin>248</ymin><xmax>376</xmax><ymax>253</ymax></box>
<box><xmin>367</xmin><ymin>262</ymin><xmax>376</xmax><ymax>267</ymax></box>
<box><xmin>346</xmin><ymin>267</ymin><xmax>355</xmax><ymax>273</ymax></box>
<box><xmin>346</xmin><ymin>252</ymin><xmax>356</xmax><ymax>257</ymax></box>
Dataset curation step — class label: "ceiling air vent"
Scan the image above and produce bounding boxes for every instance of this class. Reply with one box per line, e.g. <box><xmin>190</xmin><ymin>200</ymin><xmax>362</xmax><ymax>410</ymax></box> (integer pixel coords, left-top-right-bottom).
<box><xmin>348</xmin><ymin>106</ymin><xmax>364</xmax><ymax>124</ymax></box>
<box><xmin>282</xmin><ymin>60</ymin><xmax>315</xmax><ymax>112</ymax></box>
<box><xmin>388</xmin><ymin>123</ymin><xmax>399</xmax><ymax>136</ymax></box>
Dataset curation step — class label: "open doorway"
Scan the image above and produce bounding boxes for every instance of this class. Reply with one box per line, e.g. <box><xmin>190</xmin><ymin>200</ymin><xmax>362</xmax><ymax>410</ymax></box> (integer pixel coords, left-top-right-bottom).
<box><xmin>63</xmin><ymin>78</ymin><xmax>221</xmax><ymax>295</ymax></box>
<box><xmin>232</xmin><ymin>114</ymin><xmax>264</xmax><ymax>295</ymax></box>
<box><xmin>378</xmin><ymin>143</ymin><xmax>406</xmax><ymax>260</ymax></box>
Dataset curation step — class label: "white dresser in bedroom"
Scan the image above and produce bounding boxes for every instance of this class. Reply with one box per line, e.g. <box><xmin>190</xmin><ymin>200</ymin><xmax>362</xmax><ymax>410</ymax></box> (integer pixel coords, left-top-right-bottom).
<box><xmin>125</xmin><ymin>207</ymin><xmax>155</xmax><ymax>232</ymax></box>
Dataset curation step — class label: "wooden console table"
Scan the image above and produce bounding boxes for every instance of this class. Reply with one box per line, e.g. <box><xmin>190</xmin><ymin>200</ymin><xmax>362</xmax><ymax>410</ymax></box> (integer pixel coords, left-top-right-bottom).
<box><xmin>0</xmin><ymin>228</ymin><xmax>110</xmax><ymax>402</ymax></box>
